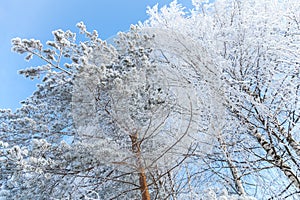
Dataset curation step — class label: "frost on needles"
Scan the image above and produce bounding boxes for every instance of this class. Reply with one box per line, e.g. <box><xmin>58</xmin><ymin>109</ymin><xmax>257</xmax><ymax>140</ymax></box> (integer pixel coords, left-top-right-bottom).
<box><xmin>1</xmin><ymin>0</ymin><xmax>300</xmax><ymax>199</ymax></box>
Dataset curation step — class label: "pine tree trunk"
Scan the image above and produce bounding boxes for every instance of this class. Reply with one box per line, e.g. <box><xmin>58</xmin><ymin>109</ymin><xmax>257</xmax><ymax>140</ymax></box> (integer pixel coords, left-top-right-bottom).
<box><xmin>138</xmin><ymin>167</ymin><xmax>151</xmax><ymax>200</ymax></box>
<box><xmin>130</xmin><ymin>133</ymin><xmax>151</xmax><ymax>200</ymax></box>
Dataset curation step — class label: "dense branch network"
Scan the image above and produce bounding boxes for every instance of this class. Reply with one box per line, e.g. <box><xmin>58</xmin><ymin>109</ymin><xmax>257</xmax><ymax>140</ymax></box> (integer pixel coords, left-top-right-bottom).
<box><xmin>0</xmin><ymin>0</ymin><xmax>300</xmax><ymax>199</ymax></box>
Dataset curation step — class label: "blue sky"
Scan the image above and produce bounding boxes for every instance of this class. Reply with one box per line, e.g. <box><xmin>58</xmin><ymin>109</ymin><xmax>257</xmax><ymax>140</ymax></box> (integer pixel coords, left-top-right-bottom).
<box><xmin>0</xmin><ymin>0</ymin><xmax>193</xmax><ymax>111</ymax></box>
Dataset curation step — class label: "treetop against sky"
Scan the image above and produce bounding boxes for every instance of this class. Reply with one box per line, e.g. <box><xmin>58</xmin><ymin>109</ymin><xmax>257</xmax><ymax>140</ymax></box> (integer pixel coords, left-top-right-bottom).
<box><xmin>0</xmin><ymin>0</ymin><xmax>300</xmax><ymax>199</ymax></box>
<box><xmin>0</xmin><ymin>0</ymin><xmax>194</xmax><ymax>110</ymax></box>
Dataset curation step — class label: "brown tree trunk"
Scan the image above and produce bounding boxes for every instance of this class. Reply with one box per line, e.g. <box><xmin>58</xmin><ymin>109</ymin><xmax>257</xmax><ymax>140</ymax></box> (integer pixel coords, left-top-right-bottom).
<box><xmin>130</xmin><ymin>133</ymin><xmax>151</xmax><ymax>200</ymax></box>
<box><xmin>138</xmin><ymin>167</ymin><xmax>151</xmax><ymax>200</ymax></box>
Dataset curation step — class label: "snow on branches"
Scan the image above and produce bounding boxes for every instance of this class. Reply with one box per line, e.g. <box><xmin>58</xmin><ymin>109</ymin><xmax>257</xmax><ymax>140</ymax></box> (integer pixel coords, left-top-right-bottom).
<box><xmin>1</xmin><ymin>0</ymin><xmax>300</xmax><ymax>199</ymax></box>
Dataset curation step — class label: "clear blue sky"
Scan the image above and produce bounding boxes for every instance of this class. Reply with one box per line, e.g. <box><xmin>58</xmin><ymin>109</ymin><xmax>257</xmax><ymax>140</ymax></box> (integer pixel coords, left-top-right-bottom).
<box><xmin>0</xmin><ymin>0</ymin><xmax>192</xmax><ymax>111</ymax></box>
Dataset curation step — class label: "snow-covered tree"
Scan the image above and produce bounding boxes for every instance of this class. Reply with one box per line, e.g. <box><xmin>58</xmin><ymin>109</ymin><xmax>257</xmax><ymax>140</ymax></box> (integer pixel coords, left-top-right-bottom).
<box><xmin>141</xmin><ymin>0</ymin><xmax>300</xmax><ymax>199</ymax></box>
<box><xmin>1</xmin><ymin>0</ymin><xmax>300</xmax><ymax>199</ymax></box>
<box><xmin>0</xmin><ymin>20</ymin><xmax>207</xmax><ymax>200</ymax></box>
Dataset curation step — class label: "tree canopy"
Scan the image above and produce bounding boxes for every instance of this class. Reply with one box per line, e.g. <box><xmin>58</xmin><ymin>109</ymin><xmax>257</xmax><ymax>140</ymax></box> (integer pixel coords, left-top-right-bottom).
<box><xmin>1</xmin><ymin>0</ymin><xmax>300</xmax><ymax>199</ymax></box>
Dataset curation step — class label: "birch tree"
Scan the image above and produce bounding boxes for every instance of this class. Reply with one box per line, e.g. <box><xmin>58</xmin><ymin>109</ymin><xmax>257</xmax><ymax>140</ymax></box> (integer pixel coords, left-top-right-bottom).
<box><xmin>142</xmin><ymin>0</ymin><xmax>300</xmax><ymax>198</ymax></box>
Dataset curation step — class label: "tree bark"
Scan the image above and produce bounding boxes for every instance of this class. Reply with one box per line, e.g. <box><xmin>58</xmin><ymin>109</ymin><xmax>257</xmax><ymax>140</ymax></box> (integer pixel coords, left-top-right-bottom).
<box><xmin>253</xmin><ymin>129</ymin><xmax>300</xmax><ymax>189</ymax></box>
<box><xmin>217</xmin><ymin>133</ymin><xmax>245</xmax><ymax>195</ymax></box>
<box><xmin>138</xmin><ymin>167</ymin><xmax>151</xmax><ymax>200</ymax></box>
<box><xmin>130</xmin><ymin>133</ymin><xmax>151</xmax><ymax>200</ymax></box>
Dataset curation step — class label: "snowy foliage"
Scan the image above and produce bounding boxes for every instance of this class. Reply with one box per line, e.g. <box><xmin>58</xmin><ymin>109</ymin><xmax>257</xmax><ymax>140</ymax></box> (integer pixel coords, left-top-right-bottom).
<box><xmin>1</xmin><ymin>0</ymin><xmax>300</xmax><ymax>199</ymax></box>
